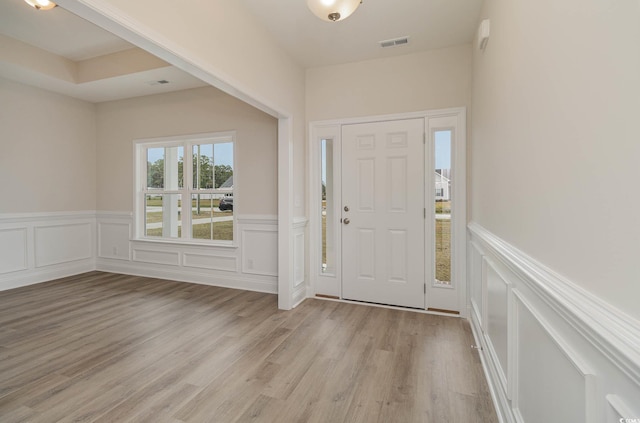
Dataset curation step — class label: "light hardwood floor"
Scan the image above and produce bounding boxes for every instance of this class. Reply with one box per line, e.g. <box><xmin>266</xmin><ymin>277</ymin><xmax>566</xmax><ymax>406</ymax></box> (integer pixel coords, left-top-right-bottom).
<box><xmin>0</xmin><ymin>272</ymin><xmax>497</xmax><ymax>422</ymax></box>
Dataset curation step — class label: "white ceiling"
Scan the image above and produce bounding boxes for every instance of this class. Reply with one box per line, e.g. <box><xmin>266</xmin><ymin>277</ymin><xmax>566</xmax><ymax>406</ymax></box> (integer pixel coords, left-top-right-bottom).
<box><xmin>0</xmin><ymin>0</ymin><xmax>208</xmax><ymax>103</ymax></box>
<box><xmin>0</xmin><ymin>0</ymin><xmax>483</xmax><ymax>102</ymax></box>
<box><xmin>238</xmin><ymin>0</ymin><xmax>484</xmax><ymax>68</ymax></box>
<box><xmin>0</xmin><ymin>0</ymin><xmax>132</xmax><ymax>61</ymax></box>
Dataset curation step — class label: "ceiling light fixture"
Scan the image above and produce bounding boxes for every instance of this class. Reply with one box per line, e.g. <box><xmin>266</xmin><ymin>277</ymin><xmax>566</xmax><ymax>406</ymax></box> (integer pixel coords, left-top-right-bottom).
<box><xmin>24</xmin><ymin>0</ymin><xmax>57</xmax><ymax>10</ymax></box>
<box><xmin>307</xmin><ymin>0</ymin><xmax>362</xmax><ymax>22</ymax></box>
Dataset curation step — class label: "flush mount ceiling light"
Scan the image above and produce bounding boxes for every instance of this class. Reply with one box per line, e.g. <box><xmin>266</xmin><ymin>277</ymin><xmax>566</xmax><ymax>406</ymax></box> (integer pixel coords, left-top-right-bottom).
<box><xmin>24</xmin><ymin>0</ymin><xmax>57</xmax><ymax>10</ymax></box>
<box><xmin>307</xmin><ymin>0</ymin><xmax>362</xmax><ymax>22</ymax></box>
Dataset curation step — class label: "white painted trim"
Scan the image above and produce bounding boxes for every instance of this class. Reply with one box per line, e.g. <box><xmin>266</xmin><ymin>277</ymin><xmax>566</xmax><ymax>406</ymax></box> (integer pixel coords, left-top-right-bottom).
<box><xmin>292</xmin><ymin>284</ymin><xmax>307</xmax><ymax>308</ymax></box>
<box><xmin>313</xmin><ymin>296</ymin><xmax>463</xmax><ymax>318</ymax></box>
<box><xmin>0</xmin><ymin>210</ymin><xmax>283</xmax><ymax>297</ymax></box>
<box><xmin>308</xmin><ymin>108</ymin><xmax>467</xmax><ymax>313</ymax></box>
<box><xmin>131</xmin><ymin>238</ymin><xmax>238</xmax><ymax>249</ymax></box>
<box><xmin>468</xmin><ymin>222</ymin><xmax>640</xmax><ymax>423</ymax></box>
<box><xmin>0</xmin><ymin>227</ymin><xmax>28</xmax><ymax>274</ymax></box>
<box><xmin>513</xmin><ymin>288</ymin><xmax>596</xmax><ymax>380</ymax></box>
<box><xmin>97</xmin><ymin>259</ymin><xmax>276</xmax><ymax>294</ymax></box>
<box><xmin>512</xmin><ymin>289</ymin><xmax>598</xmax><ymax>423</ymax></box>
<box><xmin>309</xmin><ymin>107</ymin><xmax>467</xmax><ymax>127</ymax></box>
<box><xmin>307</xmin><ymin>124</ymin><xmax>342</xmax><ymax>299</ymax></box>
<box><xmin>240</xmin><ymin>227</ymin><xmax>278</xmax><ymax>277</ymax></box>
<box><xmin>606</xmin><ymin>394</ymin><xmax>635</xmax><ymax>419</ymax></box>
<box><xmin>482</xmin><ymin>257</ymin><xmax>511</xmax><ymax>398</ymax></box>
<box><xmin>236</xmin><ymin>215</ymin><xmax>278</xmax><ymax>225</ymax></box>
<box><xmin>469</xmin><ymin>313</ymin><xmax>513</xmax><ymax>423</ymax></box>
<box><xmin>0</xmin><ymin>261</ymin><xmax>96</xmax><ymax>292</ymax></box>
<box><xmin>468</xmin><ymin>222</ymin><xmax>640</xmax><ymax>385</ymax></box>
<box><xmin>424</xmin><ymin>110</ymin><xmax>467</xmax><ymax>315</ymax></box>
<box><xmin>293</xmin><ymin>217</ymin><xmax>308</xmax><ymax>229</ymax></box>
<box><xmin>278</xmin><ymin>118</ymin><xmax>294</xmax><ymax>309</ymax></box>
<box><xmin>95</xmin><ymin>211</ymin><xmax>133</xmax><ymax>219</ymax></box>
<box><xmin>0</xmin><ymin>210</ymin><xmax>96</xmax><ymax>224</ymax></box>
<box><xmin>132</xmin><ymin>131</ymin><xmax>238</xmax><ymax>245</ymax></box>
<box><xmin>182</xmin><ymin>252</ymin><xmax>237</xmax><ymax>273</ymax></box>
<box><xmin>34</xmin><ymin>222</ymin><xmax>94</xmax><ymax>268</ymax></box>
<box><xmin>0</xmin><ymin>211</ymin><xmax>97</xmax><ymax>291</ymax></box>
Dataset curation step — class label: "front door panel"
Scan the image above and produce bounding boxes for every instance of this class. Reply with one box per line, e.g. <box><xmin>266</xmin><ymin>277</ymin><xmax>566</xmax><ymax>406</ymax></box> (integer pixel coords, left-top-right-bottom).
<box><xmin>341</xmin><ymin>119</ymin><xmax>425</xmax><ymax>309</ymax></box>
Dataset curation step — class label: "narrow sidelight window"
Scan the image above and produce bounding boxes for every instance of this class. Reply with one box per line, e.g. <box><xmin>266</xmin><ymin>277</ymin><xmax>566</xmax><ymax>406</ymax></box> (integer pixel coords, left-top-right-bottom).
<box><xmin>434</xmin><ymin>130</ymin><xmax>452</xmax><ymax>285</ymax></box>
<box><xmin>321</xmin><ymin>138</ymin><xmax>336</xmax><ymax>274</ymax></box>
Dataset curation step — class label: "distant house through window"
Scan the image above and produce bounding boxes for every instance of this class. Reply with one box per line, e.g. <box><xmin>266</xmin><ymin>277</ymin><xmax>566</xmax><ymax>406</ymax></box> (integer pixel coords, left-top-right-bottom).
<box><xmin>135</xmin><ymin>132</ymin><xmax>235</xmax><ymax>244</ymax></box>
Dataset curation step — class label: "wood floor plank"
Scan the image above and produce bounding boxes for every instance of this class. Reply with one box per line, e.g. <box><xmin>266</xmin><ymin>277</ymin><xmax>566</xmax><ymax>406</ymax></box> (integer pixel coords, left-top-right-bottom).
<box><xmin>0</xmin><ymin>272</ymin><xmax>498</xmax><ymax>423</ymax></box>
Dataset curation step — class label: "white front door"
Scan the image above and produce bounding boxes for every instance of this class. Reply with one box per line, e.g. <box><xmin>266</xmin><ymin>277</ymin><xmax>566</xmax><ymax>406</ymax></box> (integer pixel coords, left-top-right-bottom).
<box><xmin>341</xmin><ymin>119</ymin><xmax>425</xmax><ymax>309</ymax></box>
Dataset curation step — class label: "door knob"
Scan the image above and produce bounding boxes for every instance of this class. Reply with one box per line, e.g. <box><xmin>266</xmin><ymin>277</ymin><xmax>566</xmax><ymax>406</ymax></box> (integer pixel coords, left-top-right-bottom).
<box><xmin>343</xmin><ymin>218</ymin><xmax>350</xmax><ymax>225</ymax></box>
<box><xmin>344</xmin><ymin>206</ymin><xmax>350</xmax><ymax>212</ymax></box>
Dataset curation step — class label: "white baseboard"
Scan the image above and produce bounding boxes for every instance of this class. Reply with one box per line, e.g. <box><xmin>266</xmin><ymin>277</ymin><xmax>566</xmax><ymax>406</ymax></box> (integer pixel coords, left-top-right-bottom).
<box><xmin>468</xmin><ymin>222</ymin><xmax>640</xmax><ymax>423</ymax></box>
<box><xmin>97</xmin><ymin>258</ymin><xmax>276</xmax><ymax>293</ymax></box>
<box><xmin>0</xmin><ymin>260</ymin><xmax>96</xmax><ymax>292</ymax></box>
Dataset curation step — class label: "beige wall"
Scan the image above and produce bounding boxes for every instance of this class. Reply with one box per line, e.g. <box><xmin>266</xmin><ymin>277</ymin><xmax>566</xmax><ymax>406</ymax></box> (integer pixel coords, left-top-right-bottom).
<box><xmin>471</xmin><ymin>0</ymin><xmax>640</xmax><ymax>320</ymax></box>
<box><xmin>96</xmin><ymin>86</ymin><xmax>278</xmax><ymax>214</ymax></box>
<box><xmin>81</xmin><ymin>0</ymin><xmax>307</xmax><ymax>217</ymax></box>
<box><xmin>0</xmin><ymin>77</ymin><xmax>96</xmax><ymax>213</ymax></box>
<box><xmin>306</xmin><ymin>44</ymin><xmax>472</xmax><ymax>121</ymax></box>
<box><xmin>0</xmin><ymin>79</ymin><xmax>277</xmax><ymax>215</ymax></box>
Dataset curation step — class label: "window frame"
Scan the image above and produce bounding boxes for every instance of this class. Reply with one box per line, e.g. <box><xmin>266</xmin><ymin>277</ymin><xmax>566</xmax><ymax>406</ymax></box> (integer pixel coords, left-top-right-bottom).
<box><xmin>133</xmin><ymin>131</ymin><xmax>237</xmax><ymax>247</ymax></box>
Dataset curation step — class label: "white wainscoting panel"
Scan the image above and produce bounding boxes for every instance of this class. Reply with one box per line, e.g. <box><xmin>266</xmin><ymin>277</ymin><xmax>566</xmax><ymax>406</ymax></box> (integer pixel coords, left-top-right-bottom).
<box><xmin>292</xmin><ymin>217</ymin><xmax>308</xmax><ymax>307</ymax></box>
<box><xmin>468</xmin><ymin>222</ymin><xmax>640</xmax><ymax>423</ymax></box>
<box><xmin>34</xmin><ymin>223</ymin><xmax>93</xmax><ymax>267</ymax></box>
<box><xmin>133</xmin><ymin>248</ymin><xmax>181</xmax><ymax>266</ymax></box>
<box><xmin>485</xmin><ymin>258</ymin><xmax>510</xmax><ymax>396</ymax></box>
<box><xmin>0</xmin><ymin>212</ymin><xmax>96</xmax><ymax>291</ymax></box>
<box><xmin>97</xmin><ymin>213</ymin><xmax>279</xmax><ymax>294</ymax></box>
<box><xmin>514</xmin><ymin>292</ymin><xmax>592</xmax><ymax>423</ymax></box>
<box><xmin>0</xmin><ymin>212</ymin><xmax>288</xmax><ymax>297</ymax></box>
<box><xmin>98</xmin><ymin>219</ymin><xmax>131</xmax><ymax>261</ymax></box>
<box><xmin>241</xmin><ymin>228</ymin><xmax>278</xmax><ymax>277</ymax></box>
<box><xmin>183</xmin><ymin>252</ymin><xmax>237</xmax><ymax>272</ymax></box>
<box><xmin>294</xmin><ymin>231</ymin><xmax>305</xmax><ymax>287</ymax></box>
<box><xmin>0</xmin><ymin>228</ymin><xmax>28</xmax><ymax>274</ymax></box>
<box><xmin>469</xmin><ymin>241</ymin><xmax>484</xmax><ymax>329</ymax></box>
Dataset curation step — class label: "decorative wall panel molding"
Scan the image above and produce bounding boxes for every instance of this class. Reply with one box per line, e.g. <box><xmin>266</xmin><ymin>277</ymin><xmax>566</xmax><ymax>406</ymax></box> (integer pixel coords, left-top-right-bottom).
<box><xmin>0</xmin><ymin>211</ymin><xmax>286</xmax><ymax>296</ymax></box>
<box><xmin>132</xmin><ymin>248</ymin><xmax>181</xmax><ymax>266</ymax></box>
<box><xmin>0</xmin><ymin>227</ymin><xmax>28</xmax><ymax>274</ymax></box>
<box><xmin>484</xmin><ymin>257</ymin><xmax>511</xmax><ymax>398</ymax></box>
<box><xmin>241</xmin><ymin>227</ymin><xmax>278</xmax><ymax>277</ymax></box>
<box><xmin>294</xmin><ymin>232</ymin><xmax>305</xmax><ymax>287</ymax></box>
<box><xmin>0</xmin><ymin>212</ymin><xmax>95</xmax><ymax>291</ymax></box>
<box><xmin>292</xmin><ymin>218</ymin><xmax>308</xmax><ymax>307</ymax></box>
<box><xmin>468</xmin><ymin>222</ymin><xmax>640</xmax><ymax>423</ymax></box>
<box><xmin>34</xmin><ymin>223</ymin><xmax>93</xmax><ymax>267</ymax></box>
<box><xmin>97</xmin><ymin>217</ymin><xmax>131</xmax><ymax>261</ymax></box>
<box><xmin>97</xmin><ymin>213</ymin><xmax>280</xmax><ymax>294</ymax></box>
<box><xmin>183</xmin><ymin>252</ymin><xmax>237</xmax><ymax>272</ymax></box>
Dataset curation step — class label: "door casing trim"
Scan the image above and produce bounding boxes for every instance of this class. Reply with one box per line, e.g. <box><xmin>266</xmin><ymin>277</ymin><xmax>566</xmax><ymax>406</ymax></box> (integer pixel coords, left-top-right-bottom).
<box><xmin>307</xmin><ymin>107</ymin><xmax>467</xmax><ymax>316</ymax></box>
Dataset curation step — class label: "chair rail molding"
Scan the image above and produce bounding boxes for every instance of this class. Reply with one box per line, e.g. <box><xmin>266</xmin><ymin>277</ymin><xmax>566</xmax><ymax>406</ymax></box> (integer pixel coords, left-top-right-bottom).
<box><xmin>467</xmin><ymin>221</ymin><xmax>640</xmax><ymax>423</ymax></box>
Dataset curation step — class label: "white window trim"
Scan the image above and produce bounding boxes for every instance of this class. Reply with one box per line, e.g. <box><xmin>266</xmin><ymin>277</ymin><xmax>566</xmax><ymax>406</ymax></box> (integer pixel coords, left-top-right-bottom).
<box><xmin>133</xmin><ymin>131</ymin><xmax>237</xmax><ymax>247</ymax></box>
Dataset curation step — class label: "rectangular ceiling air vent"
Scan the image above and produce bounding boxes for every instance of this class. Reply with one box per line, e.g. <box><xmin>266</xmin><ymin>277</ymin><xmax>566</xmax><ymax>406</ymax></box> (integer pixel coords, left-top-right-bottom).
<box><xmin>380</xmin><ymin>36</ymin><xmax>409</xmax><ymax>48</ymax></box>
